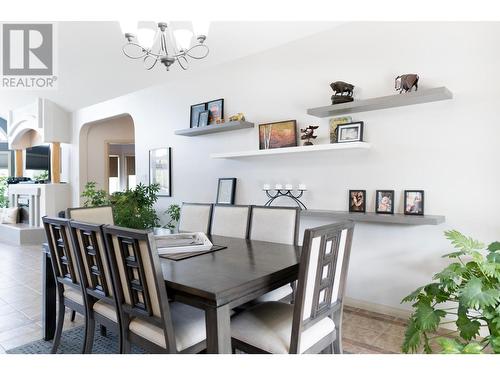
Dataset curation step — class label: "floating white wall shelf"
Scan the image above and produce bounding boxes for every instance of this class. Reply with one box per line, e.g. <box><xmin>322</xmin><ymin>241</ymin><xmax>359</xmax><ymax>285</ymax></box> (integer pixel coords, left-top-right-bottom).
<box><xmin>210</xmin><ymin>141</ymin><xmax>370</xmax><ymax>159</ymax></box>
<box><xmin>175</xmin><ymin>121</ymin><xmax>254</xmax><ymax>136</ymax></box>
<box><xmin>301</xmin><ymin>209</ymin><xmax>445</xmax><ymax>225</ymax></box>
<box><xmin>307</xmin><ymin>87</ymin><xmax>453</xmax><ymax>118</ymax></box>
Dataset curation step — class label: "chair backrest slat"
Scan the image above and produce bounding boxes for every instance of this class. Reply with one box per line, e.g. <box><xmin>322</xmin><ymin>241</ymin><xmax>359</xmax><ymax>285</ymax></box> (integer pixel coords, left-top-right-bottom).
<box><xmin>178</xmin><ymin>203</ymin><xmax>213</xmax><ymax>234</ymax></box>
<box><xmin>290</xmin><ymin>221</ymin><xmax>354</xmax><ymax>353</ymax></box>
<box><xmin>249</xmin><ymin>206</ymin><xmax>300</xmax><ymax>245</ymax></box>
<box><xmin>210</xmin><ymin>205</ymin><xmax>251</xmax><ymax>239</ymax></box>
<box><xmin>103</xmin><ymin>225</ymin><xmax>176</xmax><ymax>351</ymax></box>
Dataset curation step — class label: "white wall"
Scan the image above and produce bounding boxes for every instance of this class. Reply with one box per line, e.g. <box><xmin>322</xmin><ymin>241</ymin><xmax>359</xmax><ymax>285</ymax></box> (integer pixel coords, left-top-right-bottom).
<box><xmin>71</xmin><ymin>22</ymin><xmax>500</xmax><ymax>314</ymax></box>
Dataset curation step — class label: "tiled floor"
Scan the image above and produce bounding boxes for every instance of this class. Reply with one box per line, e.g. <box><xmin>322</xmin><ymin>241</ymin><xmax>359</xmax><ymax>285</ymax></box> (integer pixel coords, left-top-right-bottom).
<box><xmin>0</xmin><ymin>239</ymin><xmax>409</xmax><ymax>354</ymax></box>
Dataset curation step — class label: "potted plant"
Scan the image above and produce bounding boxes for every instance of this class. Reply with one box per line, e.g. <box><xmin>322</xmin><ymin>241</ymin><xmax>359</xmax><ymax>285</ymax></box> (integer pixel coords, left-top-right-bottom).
<box><xmin>401</xmin><ymin>230</ymin><xmax>500</xmax><ymax>354</ymax></box>
<box><xmin>163</xmin><ymin>204</ymin><xmax>181</xmax><ymax>233</ymax></box>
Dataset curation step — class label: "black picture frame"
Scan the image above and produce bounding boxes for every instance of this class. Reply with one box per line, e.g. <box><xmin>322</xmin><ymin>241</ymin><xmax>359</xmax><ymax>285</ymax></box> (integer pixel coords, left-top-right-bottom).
<box><xmin>404</xmin><ymin>190</ymin><xmax>425</xmax><ymax>216</ymax></box>
<box><xmin>375</xmin><ymin>190</ymin><xmax>395</xmax><ymax>214</ymax></box>
<box><xmin>190</xmin><ymin>103</ymin><xmax>207</xmax><ymax>128</ymax></box>
<box><xmin>216</xmin><ymin>178</ymin><xmax>236</xmax><ymax>205</ymax></box>
<box><xmin>197</xmin><ymin>110</ymin><xmax>210</xmax><ymax>127</ymax></box>
<box><xmin>337</xmin><ymin>121</ymin><xmax>364</xmax><ymax>143</ymax></box>
<box><xmin>349</xmin><ymin>190</ymin><xmax>366</xmax><ymax>213</ymax></box>
<box><xmin>149</xmin><ymin>148</ymin><xmax>172</xmax><ymax>197</ymax></box>
<box><xmin>207</xmin><ymin>98</ymin><xmax>224</xmax><ymax>125</ymax></box>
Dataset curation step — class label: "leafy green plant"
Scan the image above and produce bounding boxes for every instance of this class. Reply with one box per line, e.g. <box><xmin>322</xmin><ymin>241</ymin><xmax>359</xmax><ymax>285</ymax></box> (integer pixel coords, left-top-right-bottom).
<box><xmin>110</xmin><ymin>183</ymin><xmax>160</xmax><ymax>230</ymax></box>
<box><xmin>81</xmin><ymin>182</ymin><xmax>109</xmax><ymax>207</ymax></box>
<box><xmin>401</xmin><ymin>230</ymin><xmax>500</xmax><ymax>354</ymax></box>
<box><xmin>164</xmin><ymin>204</ymin><xmax>180</xmax><ymax>230</ymax></box>
<box><xmin>0</xmin><ymin>176</ymin><xmax>8</xmax><ymax>208</ymax></box>
<box><xmin>35</xmin><ymin>170</ymin><xmax>49</xmax><ymax>182</ymax></box>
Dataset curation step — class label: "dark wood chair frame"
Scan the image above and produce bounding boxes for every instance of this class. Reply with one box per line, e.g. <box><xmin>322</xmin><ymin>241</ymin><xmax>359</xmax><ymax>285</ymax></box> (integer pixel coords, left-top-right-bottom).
<box><xmin>103</xmin><ymin>225</ymin><xmax>207</xmax><ymax>354</ymax></box>
<box><xmin>42</xmin><ymin>216</ymin><xmax>88</xmax><ymax>354</ymax></box>
<box><xmin>210</xmin><ymin>204</ymin><xmax>252</xmax><ymax>239</ymax></box>
<box><xmin>69</xmin><ymin>220</ymin><xmax>122</xmax><ymax>353</ymax></box>
<box><xmin>232</xmin><ymin>221</ymin><xmax>355</xmax><ymax>354</ymax></box>
<box><xmin>178</xmin><ymin>202</ymin><xmax>214</xmax><ymax>234</ymax></box>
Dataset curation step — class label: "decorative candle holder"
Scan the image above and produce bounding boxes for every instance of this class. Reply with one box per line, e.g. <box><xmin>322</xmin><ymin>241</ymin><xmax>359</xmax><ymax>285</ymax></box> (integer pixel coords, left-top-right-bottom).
<box><xmin>263</xmin><ymin>186</ymin><xmax>307</xmax><ymax>210</ymax></box>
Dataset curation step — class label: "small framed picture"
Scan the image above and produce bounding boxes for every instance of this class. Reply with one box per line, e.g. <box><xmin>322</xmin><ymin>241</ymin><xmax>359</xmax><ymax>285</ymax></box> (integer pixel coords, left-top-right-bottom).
<box><xmin>337</xmin><ymin>121</ymin><xmax>364</xmax><ymax>143</ymax></box>
<box><xmin>404</xmin><ymin>190</ymin><xmax>425</xmax><ymax>215</ymax></box>
<box><xmin>207</xmin><ymin>98</ymin><xmax>224</xmax><ymax>125</ymax></box>
<box><xmin>259</xmin><ymin>120</ymin><xmax>297</xmax><ymax>150</ymax></box>
<box><xmin>216</xmin><ymin>178</ymin><xmax>236</xmax><ymax>205</ymax></box>
<box><xmin>330</xmin><ymin>116</ymin><xmax>352</xmax><ymax>143</ymax></box>
<box><xmin>349</xmin><ymin>190</ymin><xmax>366</xmax><ymax>213</ymax></box>
<box><xmin>376</xmin><ymin>190</ymin><xmax>394</xmax><ymax>214</ymax></box>
<box><xmin>149</xmin><ymin>148</ymin><xmax>172</xmax><ymax>197</ymax></box>
<box><xmin>190</xmin><ymin>103</ymin><xmax>207</xmax><ymax>128</ymax></box>
<box><xmin>197</xmin><ymin>110</ymin><xmax>210</xmax><ymax>127</ymax></box>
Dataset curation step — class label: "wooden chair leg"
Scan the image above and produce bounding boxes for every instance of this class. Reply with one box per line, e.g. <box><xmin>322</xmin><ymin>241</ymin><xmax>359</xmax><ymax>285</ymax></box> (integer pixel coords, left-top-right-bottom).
<box><xmin>121</xmin><ymin>316</ymin><xmax>131</xmax><ymax>354</ymax></box>
<box><xmin>51</xmin><ymin>303</ymin><xmax>66</xmax><ymax>354</ymax></box>
<box><xmin>70</xmin><ymin>310</ymin><xmax>76</xmax><ymax>322</ymax></box>
<box><xmin>332</xmin><ymin>309</ymin><xmax>343</xmax><ymax>354</ymax></box>
<box><xmin>84</xmin><ymin>318</ymin><xmax>95</xmax><ymax>354</ymax></box>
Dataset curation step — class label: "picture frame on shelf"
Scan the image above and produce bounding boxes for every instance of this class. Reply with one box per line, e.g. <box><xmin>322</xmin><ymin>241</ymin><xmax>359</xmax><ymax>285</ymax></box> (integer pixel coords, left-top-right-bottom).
<box><xmin>337</xmin><ymin>121</ymin><xmax>364</xmax><ymax>143</ymax></box>
<box><xmin>190</xmin><ymin>103</ymin><xmax>207</xmax><ymax>128</ymax></box>
<box><xmin>349</xmin><ymin>190</ymin><xmax>366</xmax><ymax>213</ymax></box>
<box><xmin>197</xmin><ymin>110</ymin><xmax>210</xmax><ymax>127</ymax></box>
<box><xmin>149</xmin><ymin>148</ymin><xmax>172</xmax><ymax>197</ymax></box>
<box><xmin>330</xmin><ymin>116</ymin><xmax>352</xmax><ymax>143</ymax></box>
<box><xmin>259</xmin><ymin>120</ymin><xmax>297</xmax><ymax>150</ymax></box>
<box><xmin>216</xmin><ymin>178</ymin><xmax>236</xmax><ymax>205</ymax></box>
<box><xmin>404</xmin><ymin>190</ymin><xmax>425</xmax><ymax>215</ymax></box>
<box><xmin>207</xmin><ymin>98</ymin><xmax>224</xmax><ymax>125</ymax></box>
<box><xmin>375</xmin><ymin>190</ymin><xmax>394</xmax><ymax>214</ymax></box>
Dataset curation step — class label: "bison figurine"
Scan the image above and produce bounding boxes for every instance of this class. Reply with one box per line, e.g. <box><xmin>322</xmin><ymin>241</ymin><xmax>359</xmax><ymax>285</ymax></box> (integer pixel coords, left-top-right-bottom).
<box><xmin>330</xmin><ymin>81</ymin><xmax>355</xmax><ymax>104</ymax></box>
<box><xmin>395</xmin><ymin>74</ymin><xmax>419</xmax><ymax>93</ymax></box>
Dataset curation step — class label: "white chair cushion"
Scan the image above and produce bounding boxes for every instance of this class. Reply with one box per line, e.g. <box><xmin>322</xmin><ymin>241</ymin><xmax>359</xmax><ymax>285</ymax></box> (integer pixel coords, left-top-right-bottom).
<box><xmin>254</xmin><ymin>284</ymin><xmax>293</xmax><ymax>303</ymax></box>
<box><xmin>178</xmin><ymin>204</ymin><xmax>212</xmax><ymax>234</ymax></box>
<box><xmin>94</xmin><ymin>300</ymin><xmax>118</xmax><ymax>322</ymax></box>
<box><xmin>63</xmin><ymin>288</ymin><xmax>83</xmax><ymax>305</ymax></box>
<box><xmin>231</xmin><ymin>301</ymin><xmax>335</xmax><ymax>354</ymax></box>
<box><xmin>211</xmin><ymin>206</ymin><xmax>249</xmax><ymax>239</ymax></box>
<box><xmin>1</xmin><ymin>207</ymin><xmax>18</xmax><ymax>224</ymax></box>
<box><xmin>68</xmin><ymin>206</ymin><xmax>114</xmax><ymax>225</ymax></box>
<box><xmin>249</xmin><ymin>207</ymin><xmax>297</xmax><ymax>245</ymax></box>
<box><xmin>129</xmin><ymin>302</ymin><xmax>206</xmax><ymax>352</ymax></box>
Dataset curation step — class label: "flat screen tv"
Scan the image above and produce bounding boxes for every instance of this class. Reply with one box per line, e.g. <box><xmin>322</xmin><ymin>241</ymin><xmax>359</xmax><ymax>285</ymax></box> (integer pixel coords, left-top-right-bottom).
<box><xmin>26</xmin><ymin>145</ymin><xmax>50</xmax><ymax>171</ymax></box>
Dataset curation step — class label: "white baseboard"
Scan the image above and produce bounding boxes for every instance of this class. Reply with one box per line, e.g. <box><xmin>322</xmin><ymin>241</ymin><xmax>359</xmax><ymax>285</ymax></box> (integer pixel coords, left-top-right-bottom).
<box><xmin>344</xmin><ymin>297</ymin><xmax>411</xmax><ymax>320</ymax></box>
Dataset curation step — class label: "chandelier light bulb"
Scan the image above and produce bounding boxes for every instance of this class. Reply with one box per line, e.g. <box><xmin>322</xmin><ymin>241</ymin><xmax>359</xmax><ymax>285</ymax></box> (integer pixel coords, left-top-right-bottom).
<box><xmin>119</xmin><ymin>20</ymin><xmax>137</xmax><ymax>35</ymax></box>
<box><xmin>137</xmin><ymin>28</ymin><xmax>156</xmax><ymax>49</ymax></box>
<box><xmin>174</xmin><ymin>29</ymin><xmax>194</xmax><ymax>50</ymax></box>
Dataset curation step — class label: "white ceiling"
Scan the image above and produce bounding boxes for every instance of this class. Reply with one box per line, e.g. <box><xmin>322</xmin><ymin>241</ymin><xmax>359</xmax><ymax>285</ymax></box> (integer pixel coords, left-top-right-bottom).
<box><xmin>0</xmin><ymin>21</ymin><xmax>342</xmax><ymax>117</ymax></box>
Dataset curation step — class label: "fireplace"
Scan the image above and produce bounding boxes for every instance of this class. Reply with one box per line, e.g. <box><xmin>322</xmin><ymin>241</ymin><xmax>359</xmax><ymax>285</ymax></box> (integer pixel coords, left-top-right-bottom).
<box><xmin>16</xmin><ymin>195</ymin><xmax>31</xmax><ymax>224</ymax></box>
<box><xmin>8</xmin><ymin>185</ymin><xmax>41</xmax><ymax>227</ymax></box>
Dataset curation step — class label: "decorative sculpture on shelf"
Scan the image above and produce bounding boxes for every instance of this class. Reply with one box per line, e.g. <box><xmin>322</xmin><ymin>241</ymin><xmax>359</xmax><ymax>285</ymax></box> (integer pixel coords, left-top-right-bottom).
<box><xmin>228</xmin><ymin>113</ymin><xmax>246</xmax><ymax>122</ymax></box>
<box><xmin>330</xmin><ymin>81</ymin><xmax>355</xmax><ymax>104</ymax></box>
<box><xmin>300</xmin><ymin>125</ymin><xmax>319</xmax><ymax>146</ymax></box>
<box><xmin>262</xmin><ymin>184</ymin><xmax>307</xmax><ymax>210</ymax></box>
<box><xmin>395</xmin><ymin>74</ymin><xmax>419</xmax><ymax>93</ymax></box>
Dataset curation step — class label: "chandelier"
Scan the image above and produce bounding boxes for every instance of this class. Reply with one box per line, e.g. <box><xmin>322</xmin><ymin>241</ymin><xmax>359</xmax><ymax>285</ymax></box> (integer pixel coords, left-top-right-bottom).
<box><xmin>120</xmin><ymin>21</ymin><xmax>209</xmax><ymax>71</ymax></box>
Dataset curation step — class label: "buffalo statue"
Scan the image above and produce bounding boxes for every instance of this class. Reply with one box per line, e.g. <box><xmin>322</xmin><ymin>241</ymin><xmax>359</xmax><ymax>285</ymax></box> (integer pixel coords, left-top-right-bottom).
<box><xmin>395</xmin><ymin>74</ymin><xmax>419</xmax><ymax>93</ymax></box>
<box><xmin>330</xmin><ymin>81</ymin><xmax>355</xmax><ymax>97</ymax></box>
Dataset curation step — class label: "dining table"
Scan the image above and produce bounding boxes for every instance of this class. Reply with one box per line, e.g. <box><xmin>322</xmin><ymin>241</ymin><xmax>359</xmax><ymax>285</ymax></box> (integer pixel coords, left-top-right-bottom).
<box><xmin>42</xmin><ymin>235</ymin><xmax>301</xmax><ymax>354</ymax></box>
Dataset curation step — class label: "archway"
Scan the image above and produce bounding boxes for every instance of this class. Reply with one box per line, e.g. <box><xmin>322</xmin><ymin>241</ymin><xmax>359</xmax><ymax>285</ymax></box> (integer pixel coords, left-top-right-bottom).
<box><xmin>79</xmin><ymin>114</ymin><xmax>135</xmax><ymax>201</ymax></box>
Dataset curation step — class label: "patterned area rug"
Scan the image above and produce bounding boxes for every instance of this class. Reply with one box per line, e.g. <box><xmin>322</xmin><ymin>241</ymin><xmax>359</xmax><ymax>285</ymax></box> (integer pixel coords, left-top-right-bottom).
<box><xmin>7</xmin><ymin>326</ymin><xmax>145</xmax><ymax>354</ymax></box>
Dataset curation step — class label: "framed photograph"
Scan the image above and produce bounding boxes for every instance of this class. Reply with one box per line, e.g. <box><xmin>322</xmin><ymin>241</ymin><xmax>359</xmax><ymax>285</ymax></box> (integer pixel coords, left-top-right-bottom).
<box><xmin>404</xmin><ymin>190</ymin><xmax>425</xmax><ymax>215</ymax></box>
<box><xmin>207</xmin><ymin>98</ymin><xmax>224</xmax><ymax>125</ymax></box>
<box><xmin>197</xmin><ymin>110</ymin><xmax>210</xmax><ymax>127</ymax></box>
<box><xmin>330</xmin><ymin>116</ymin><xmax>352</xmax><ymax>143</ymax></box>
<box><xmin>259</xmin><ymin>120</ymin><xmax>297</xmax><ymax>150</ymax></box>
<box><xmin>149</xmin><ymin>148</ymin><xmax>171</xmax><ymax>197</ymax></box>
<box><xmin>216</xmin><ymin>178</ymin><xmax>236</xmax><ymax>205</ymax></box>
<box><xmin>349</xmin><ymin>190</ymin><xmax>366</xmax><ymax>213</ymax></box>
<box><xmin>376</xmin><ymin>190</ymin><xmax>395</xmax><ymax>214</ymax></box>
<box><xmin>337</xmin><ymin>121</ymin><xmax>364</xmax><ymax>143</ymax></box>
<box><xmin>190</xmin><ymin>103</ymin><xmax>207</xmax><ymax>128</ymax></box>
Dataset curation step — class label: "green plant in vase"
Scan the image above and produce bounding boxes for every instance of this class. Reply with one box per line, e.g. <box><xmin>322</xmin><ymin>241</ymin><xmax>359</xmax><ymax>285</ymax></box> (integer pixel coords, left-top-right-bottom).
<box><xmin>81</xmin><ymin>181</ymin><xmax>109</xmax><ymax>207</ymax></box>
<box><xmin>164</xmin><ymin>204</ymin><xmax>180</xmax><ymax>231</ymax></box>
<box><xmin>401</xmin><ymin>230</ymin><xmax>500</xmax><ymax>354</ymax></box>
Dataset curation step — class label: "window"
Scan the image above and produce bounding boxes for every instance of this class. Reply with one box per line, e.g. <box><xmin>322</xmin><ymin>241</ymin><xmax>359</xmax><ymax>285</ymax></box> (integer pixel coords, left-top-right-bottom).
<box><xmin>126</xmin><ymin>155</ymin><xmax>136</xmax><ymax>189</ymax></box>
<box><xmin>108</xmin><ymin>155</ymin><xmax>120</xmax><ymax>194</ymax></box>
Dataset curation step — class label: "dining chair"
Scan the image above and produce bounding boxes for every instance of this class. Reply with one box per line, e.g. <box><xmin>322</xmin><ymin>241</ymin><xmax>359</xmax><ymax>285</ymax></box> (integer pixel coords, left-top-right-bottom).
<box><xmin>248</xmin><ymin>206</ymin><xmax>300</xmax><ymax>302</ymax></box>
<box><xmin>103</xmin><ymin>225</ymin><xmax>207</xmax><ymax>353</ymax></box>
<box><xmin>69</xmin><ymin>220</ymin><xmax>121</xmax><ymax>353</ymax></box>
<box><xmin>67</xmin><ymin>206</ymin><xmax>115</xmax><ymax>225</ymax></box>
<box><xmin>210</xmin><ymin>205</ymin><xmax>251</xmax><ymax>239</ymax></box>
<box><xmin>231</xmin><ymin>221</ymin><xmax>355</xmax><ymax>354</ymax></box>
<box><xmin>178</xmin><ymin>203</ymin><xmax>213</xmax><ymax>234</ymax></box>
<box><xmin>42</xmin><ymin>216</ymin><xmax>88</xmax><ymax>354</ymax></box>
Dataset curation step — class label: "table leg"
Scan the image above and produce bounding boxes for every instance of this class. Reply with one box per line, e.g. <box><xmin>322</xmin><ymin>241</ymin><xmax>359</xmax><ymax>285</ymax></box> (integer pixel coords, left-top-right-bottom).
<box><xmin>42</xmin><ymin>251</ymin><xmax>56</xmax><ymax>341</ymax></box>
<box><xmin>205</xmin><ymin>305</ymin><xmax>232</xmax><ymax>354</ymax></box>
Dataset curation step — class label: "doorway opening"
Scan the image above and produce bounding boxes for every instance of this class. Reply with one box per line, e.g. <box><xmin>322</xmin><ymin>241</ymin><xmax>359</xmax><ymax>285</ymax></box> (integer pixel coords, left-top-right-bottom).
<box><xmin>107</xmin><ymin>143</ymin><xmax>136</xmax><ymax>194</ymax></box>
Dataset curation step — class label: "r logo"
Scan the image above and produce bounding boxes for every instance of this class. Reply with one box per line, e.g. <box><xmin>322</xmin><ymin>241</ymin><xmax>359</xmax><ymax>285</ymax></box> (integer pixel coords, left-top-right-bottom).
<box><xmin>2</xmin><ymin>24</ymin><xmax>53</xmax><ymax>76</ymax></box>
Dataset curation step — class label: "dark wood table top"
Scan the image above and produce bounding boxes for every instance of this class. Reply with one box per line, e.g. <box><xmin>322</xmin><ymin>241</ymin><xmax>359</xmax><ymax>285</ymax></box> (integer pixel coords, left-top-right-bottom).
<box><xmin>160</xmin><ymin>235</ymin><xmax>301</xmax><ymax>308</ymax></box>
